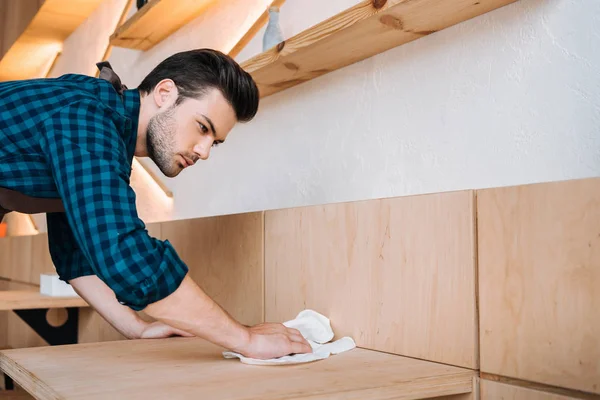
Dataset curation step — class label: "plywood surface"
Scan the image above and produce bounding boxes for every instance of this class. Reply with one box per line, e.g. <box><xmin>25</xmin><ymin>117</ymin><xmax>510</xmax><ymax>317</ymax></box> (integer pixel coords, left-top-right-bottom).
<box><xmin>109</xmin><ymin>0</ymin><xmax>216</xmax><ymax>50</ymax></box>
<box><xmin>265</xmin><ymin>190</ymin><xmax>478</xmax><ymax>369</ymax></box>
<box><xmin>240</xmin><ymin>0</ymin><xmax>518</xmax><ymax>97</ymax></box>
<box><xmin>480</xmin><ymin>379</ymin><xmax>594</xmax><ymax>400</ymax></box>
<box><xmin>0</xmin><ymin>291</ymin><xmax>87</xmax><ymax>311</ymax></box>
<box><xmin>162</xmin><ymin>213</ymin><xmax>264</xmax><ymax>326</ymax></box>
<box><xmin>0</xmin><ymin>337</ymin><xmax>476</xmax><ymax>400</ymax></box>
<box><xmin>477</xmin><ymin>177</ymin><xmax>600</xmax><ymax>394</ymax></box>
<box><xmin>0</xmin><ymin>0</ymin><xmax>103</xmax><ymax>81</ymax></box>
<box><xmin>2</xmin><ymin>281</ymin><xmax>49</xmax><ymax>350</ymax></box>
<box><xmin>0</xmin><ymin>234</ymin><xmax>56</xmax><ymax>286</ymax></box>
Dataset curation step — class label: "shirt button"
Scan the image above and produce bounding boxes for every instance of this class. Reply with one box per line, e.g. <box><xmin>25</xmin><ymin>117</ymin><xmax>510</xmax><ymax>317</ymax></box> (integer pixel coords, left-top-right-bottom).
<box><xmin>119</xmin><ymin>300</ymin><xmax>127</xmax><ymax>305</ymax></box>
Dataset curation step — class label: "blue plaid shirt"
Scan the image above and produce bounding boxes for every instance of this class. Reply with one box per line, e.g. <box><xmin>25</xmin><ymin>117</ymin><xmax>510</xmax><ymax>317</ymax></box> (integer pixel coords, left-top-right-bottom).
<box><xmin>0</xmin><ymin>73</ymin><xmax>189</xmax><ymax>310</ymax></box>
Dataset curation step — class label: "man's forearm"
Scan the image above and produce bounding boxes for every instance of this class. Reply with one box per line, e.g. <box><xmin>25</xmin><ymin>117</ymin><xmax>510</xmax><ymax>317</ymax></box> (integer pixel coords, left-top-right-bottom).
<box><xmin>143</xmin><ymin>274</ymin><xmax>250</xmax><ymax>353</ymax></box>
<box><xmin>69</xmin><ymin>275</ymin><xmax>146</xmax><ymax>339</ymax></box>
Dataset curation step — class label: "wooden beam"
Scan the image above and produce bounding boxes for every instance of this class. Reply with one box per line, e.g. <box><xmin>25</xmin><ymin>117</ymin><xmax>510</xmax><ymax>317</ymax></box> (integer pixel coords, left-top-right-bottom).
<box><xmin>109</xmin><ymin>0</ymin><xmax>217</xmax><ymax>51</ymax></box>
<box><xmin>240</xmin><ymin>0</ymin><xmax>519</xmax><ymax>98</ymax></box>
<box><xmin>0</xmin><ymin>0</ymin><xmax>104</xmax><ymax>81</ymax></box>
<box><xmin>228</xmin><ymin>0</ymin><xmax>287</xmax><ymax>59</ymax></box>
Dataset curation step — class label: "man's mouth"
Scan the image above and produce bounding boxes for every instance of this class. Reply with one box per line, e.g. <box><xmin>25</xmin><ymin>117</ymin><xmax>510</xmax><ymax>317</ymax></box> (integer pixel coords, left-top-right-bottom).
<box><xmin>180</xmin><ymin>155</ymin><xmax>195</xmax><ymax>168</ymax></box>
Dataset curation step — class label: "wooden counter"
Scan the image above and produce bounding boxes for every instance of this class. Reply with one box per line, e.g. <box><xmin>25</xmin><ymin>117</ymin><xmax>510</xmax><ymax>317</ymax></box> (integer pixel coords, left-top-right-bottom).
<box><xmin>0</xmin><ymin>337</ymin><xmax>477</xmax><ymax>399</ymax></box>
<box><xmin>0</xmin><ymin>291</ymin><xmax>88</xmax><ymax>311</ymax></box>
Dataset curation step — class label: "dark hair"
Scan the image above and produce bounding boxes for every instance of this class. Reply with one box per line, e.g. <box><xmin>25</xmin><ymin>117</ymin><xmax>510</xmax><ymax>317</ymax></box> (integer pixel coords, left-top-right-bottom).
<box><xmin>138</xmin><ymin>49</ymin><xmax>259</xmax><ymax>122</ymax></box>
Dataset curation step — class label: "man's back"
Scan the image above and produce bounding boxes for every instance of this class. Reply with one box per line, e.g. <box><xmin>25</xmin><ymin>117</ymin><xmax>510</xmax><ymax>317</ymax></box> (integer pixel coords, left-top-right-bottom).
<box><xmin>0</xmin><ymin>73</ymin><xmax>135</xmax><ymax>198</ymax></box>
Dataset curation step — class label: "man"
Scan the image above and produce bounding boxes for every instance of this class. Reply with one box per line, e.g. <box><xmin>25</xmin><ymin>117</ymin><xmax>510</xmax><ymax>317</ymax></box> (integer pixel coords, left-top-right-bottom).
<box><xmin>0</xmin><ymin>48</ymin><xmax>311</xmax><ymax>360</ymax></box>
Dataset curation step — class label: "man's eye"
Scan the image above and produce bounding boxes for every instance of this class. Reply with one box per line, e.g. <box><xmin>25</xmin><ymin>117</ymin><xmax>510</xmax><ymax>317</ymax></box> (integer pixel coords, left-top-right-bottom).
<box><xmin>198</xmin><ymin>122</ymin><xmax>208</xmax><ymax>133</ymax></box>
<box><xmin>212</xmin><ymin>141</ymin><xmax>220</xmax><ymax>148</ymax></box>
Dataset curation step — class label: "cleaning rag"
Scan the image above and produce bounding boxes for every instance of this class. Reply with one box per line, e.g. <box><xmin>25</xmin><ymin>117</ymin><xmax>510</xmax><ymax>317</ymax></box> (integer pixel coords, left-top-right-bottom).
<box><xmin>222</xmin><ymin>309</ymin><xmax>356</xmax><ymax>366</ymax></box>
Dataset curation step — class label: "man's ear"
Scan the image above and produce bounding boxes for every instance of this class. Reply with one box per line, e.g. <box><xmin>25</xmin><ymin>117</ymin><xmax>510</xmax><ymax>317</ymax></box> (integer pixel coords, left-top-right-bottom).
<box><xmin>153</xmin><ymin>79</ymin><xmax>177</xmax><ymax>109</ymax></box>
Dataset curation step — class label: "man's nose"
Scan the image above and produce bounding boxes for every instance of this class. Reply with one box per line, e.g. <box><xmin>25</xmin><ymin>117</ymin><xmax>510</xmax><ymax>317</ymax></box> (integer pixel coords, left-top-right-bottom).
<box><xmin>193</xmin><ymin>139</ymin><xmax>212</xmax><ymax>160</ymax></box>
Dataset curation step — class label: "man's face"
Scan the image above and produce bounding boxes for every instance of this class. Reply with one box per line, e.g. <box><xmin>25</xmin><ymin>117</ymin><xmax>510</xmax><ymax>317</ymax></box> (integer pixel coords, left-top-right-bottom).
<box><xmin>146</xmin><ymin>87</ymin><xmax>237</xmax><ymax>177</ymax></box>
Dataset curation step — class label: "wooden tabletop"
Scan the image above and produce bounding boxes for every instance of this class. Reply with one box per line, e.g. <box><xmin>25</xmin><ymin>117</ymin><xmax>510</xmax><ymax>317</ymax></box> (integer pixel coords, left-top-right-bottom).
<box><xmin>0</xmin><ymin>337</ymin><xmax>476</xmax><ymax>400</ymax></box>
<box><xmin>0</xmin><ymin>291</ymin><xmax>88</xmax><ymax>311</ymax></box>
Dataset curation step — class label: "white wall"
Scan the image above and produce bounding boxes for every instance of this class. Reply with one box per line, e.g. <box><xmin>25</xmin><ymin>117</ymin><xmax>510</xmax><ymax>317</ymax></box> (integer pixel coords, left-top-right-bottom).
<box><xmin>111</xmin><ymin>0</ymin><xmax>600</xmax><ymax>221</ymax></box>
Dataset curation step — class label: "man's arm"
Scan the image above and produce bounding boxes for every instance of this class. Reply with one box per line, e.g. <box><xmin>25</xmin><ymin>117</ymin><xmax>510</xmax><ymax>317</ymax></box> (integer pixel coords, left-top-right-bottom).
<box><xmin>46</xmin><ymin>212</ymin><xmax>190</xmax><ymax>339</ymax></box>
<box><xmin>69</xmin><ymin>274</ymin><xmax>192</xmax><ymax>339</ymax></box>
<box><xmin>43</xmin><ymin>99</ymin><xmax>310</xmax><ymax>359</ymax></box>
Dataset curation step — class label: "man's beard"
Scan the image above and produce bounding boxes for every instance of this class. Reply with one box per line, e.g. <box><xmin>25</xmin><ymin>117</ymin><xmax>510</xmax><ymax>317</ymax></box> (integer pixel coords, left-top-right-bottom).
<box><xmin>146</xmin><ymin>105</ymin><xmax>179</xmax><ymax>177</ymax></box>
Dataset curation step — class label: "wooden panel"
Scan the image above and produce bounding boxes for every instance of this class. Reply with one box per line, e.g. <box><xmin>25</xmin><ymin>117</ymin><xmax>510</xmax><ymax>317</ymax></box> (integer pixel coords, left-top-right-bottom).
<box><xmin>240</xmin><ymin>0</ymin><xmax>518</xmax><ymax>98</ymax></box>
<box><xmin>265</xmin><ymin>191</ymin><xmax>478</xmax><ymax>369</ymax></box>
<box><xmin>77</xmin><ymin>308</ymin><xmax>127</xmax><ymax>344</ymax></box>
<box><xmin>0</xmin><ymin>237</ymin><xmax>9</xmax><ymax>280</ymax></box>
<box><xmin>7</xmin><ymin>235</ymin><xmax>32</xmax><ymax>283</ymax></box>
<box><xmin>109</xmin><ymin>0</ymin><xmax>217</xmax><ymax>51</ymax></box>
<box><xmin>0</xmin><ymin>0</ymin><xmax>44</xmax><ymax>60</ymax></box>
<box><xmin>1</xmin><ymin>281</ymin><xmax>47</xmax><ymax>350</ymax></box>
<box><xmin>161</xmin><ymin>213</ymin><xmax>264</xmax><ymax>326</ymax></box>
<box><xmin>0</xmin><ymin>233</ymin><xmax>54</xmax><ymax>284</ymax></box>
<box><xmin>47</xmin><ymin>0</ymin><xmax>131</xmax><ymax>78</ymax></box>
<box><xmin>0</xmin><ymin>291</ymin><xmax>87</xmax><ymax>311</ymax></box>
<box><xmin>480</xmin><ymin>379</ymin><xmax>592</xmax><ymax>400</ymax></box>
<box><xmin>0</xmin><ymin>280</ymin><xmax>8</xmax><ymax>349</ymax></box>
<box><xmin>0</xmin><ymin>0</ymin><xmax>103</xmax><ymax>81</ymax></box>
<box><xmin>0</xmin><ymin>337</ymin><xmax>477</xmax><ymax>400</ymax></box>
<box><xmin>477</xmin><ymin>177</ymin><xmax>600</xmax><ymax>394</ymax></box>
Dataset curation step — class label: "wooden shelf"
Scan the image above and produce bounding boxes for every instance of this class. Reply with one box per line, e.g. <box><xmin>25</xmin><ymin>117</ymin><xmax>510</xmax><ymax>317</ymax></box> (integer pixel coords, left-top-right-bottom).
<box><xmin>0</xmin><ymin>291</ymin><xmax>88</xmax><ymax>311</ymax></box>
<box><xmin>1</xmin><ymin>337</ymin><xmax>477</xmax><ymax>399</ymax></box>
<box><xmin>0</xmin><ymin>0</ymin><xmax>104</xmax><ymax>81</ymax></box>
<box><xmin>241</xmin><ymin>0</ymin><xmax>518</xmax><ymax>98</ymax></box>
<box><xmin>109</xmin><ymin>0</ymin><xmax>217</xmax><ymax>51</ymax></box>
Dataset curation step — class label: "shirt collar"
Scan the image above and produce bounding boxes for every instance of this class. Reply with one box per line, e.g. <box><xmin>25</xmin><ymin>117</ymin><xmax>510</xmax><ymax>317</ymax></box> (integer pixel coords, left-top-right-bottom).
<box><xmin>121</xmin><ymin>88</ymin><xmax>141</xmax><ymax>164</ymax></box>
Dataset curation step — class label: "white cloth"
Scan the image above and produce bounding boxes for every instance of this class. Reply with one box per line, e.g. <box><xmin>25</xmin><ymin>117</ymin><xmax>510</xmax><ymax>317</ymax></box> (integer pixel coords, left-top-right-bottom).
<box><xmin>223</xmin><ymin>309</ymin><xmax>356</xmax><ymax>365</ymax></box>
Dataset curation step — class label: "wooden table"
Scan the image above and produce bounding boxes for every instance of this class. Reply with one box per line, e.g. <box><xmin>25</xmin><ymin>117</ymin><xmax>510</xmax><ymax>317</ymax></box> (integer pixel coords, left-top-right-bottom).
<box><xmin>0</xmin><ymin>291</ymin><xmax>88</xmax><ymax>311</ymax></box>
<box><xmin>0</xmin><ymin>337</ymin><xmax>477</xmax><ymax>399</ymax></box>
<box><xmin>0</xmin><ymin>290</ymin><xmax>89</xmax><ymax>392</ymax></box>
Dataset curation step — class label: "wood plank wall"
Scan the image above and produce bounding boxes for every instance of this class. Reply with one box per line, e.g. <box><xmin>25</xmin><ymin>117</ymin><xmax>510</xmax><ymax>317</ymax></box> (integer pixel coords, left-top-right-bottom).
<box><xmin>264</xmin><ymin>190</ymin><xmax>479</xmax><ymax>369</ymax></box>
<box><xmin>477</xmin><ymin>178</ymin><xmax>600</xmax><ymax>395</ymax></box>
<box><xmin>1</xmin><ymin>177</ymin><xmax>598</xmax><ymax>399</ymax></box>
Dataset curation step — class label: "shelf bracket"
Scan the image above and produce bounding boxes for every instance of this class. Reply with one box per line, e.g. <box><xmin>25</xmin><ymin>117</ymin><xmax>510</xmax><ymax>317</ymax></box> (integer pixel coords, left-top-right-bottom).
<box><xmin>13</xmin><ymin>307</ymin><xmax>79</xmax><ymax>346</ymax></box>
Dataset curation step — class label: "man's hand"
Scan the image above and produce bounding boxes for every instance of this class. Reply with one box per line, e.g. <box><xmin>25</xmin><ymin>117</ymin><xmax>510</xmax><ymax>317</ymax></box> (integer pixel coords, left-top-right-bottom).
<box><xmin>140</xmin><ymin>321</ymin><xmax>194</xmax><ymax>339</ymax></box>
<box><xmin>143</xmin><ymin>274</ymin><xmax>313</xmax><ymax>359</ymax></box>
<box><xmin>238</xmin><ymin>323</ymin><xmax>312</xmax><ymax>359</ymax></box>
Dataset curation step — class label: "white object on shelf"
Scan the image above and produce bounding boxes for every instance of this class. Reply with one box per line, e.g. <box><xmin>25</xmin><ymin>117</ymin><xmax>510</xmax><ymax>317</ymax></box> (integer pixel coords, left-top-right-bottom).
<box><xmin>262</xmin><ymin>5</ymin><xmax>284</xmax><ymax>52</ymax></box>
<box><xmin>40</xmin><ymin>274</ymin><xmax>80</xmax><ymax>297</ymax></box>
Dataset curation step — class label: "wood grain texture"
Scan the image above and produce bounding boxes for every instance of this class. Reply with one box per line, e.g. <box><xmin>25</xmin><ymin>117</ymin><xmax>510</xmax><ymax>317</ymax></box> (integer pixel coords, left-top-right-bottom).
<box><xmin>228</xmin><ymin>0</ymin><xmax>287</xmax><ymax>59</ymax></box>
<box><xmin>265</xmin><ymin>190</ymin><xmax>478</xmax><ymax>369</ymax></box>
<box><xmin>47</xmin><ymin>0</ymin><xmax>132</xmax><ymax>78</ymax></box>
<box><xmin>0</xmin><ymin>0</ymin><xmax>103</xmax><ymax>81</ymax></box>
<box><xmin>109</xmin><ymin>0</ymin><xmax>217</xmax><ymax>51</ymax></box>
<box><xmin>0</xmin><ymin>234</ymin><xmax>56</xmax><ymax>285</ymax></box>
<box><xmin>1</xmin><ymin>281</ymin><xmax>47</xmax><ymax>350</ymax></box>
<box><xmin>0</xmin><ymin>0</ymin><xmax>43</xmax><ymax>60</ymax></box>
<box><xmin>477</xmin><ymin>177</ymin><xmax>600</xmax><ymax>394</ymax></box>
<box><xmin>77</xmin><ymin>308</ymin><xmax>127</xmax><ymax>344</ymax></box>
<box><xmin>161</xmin><ymin>213</ymin><xmax>264</xmax><ymax>326</ymax></box>
<box><xmin>240</xmin><ymin>0</ymin><xmax>518</xmax><ymax>97</ymax></box>
<box><xmin>0</xmin><ymin>290</ymin><xmax>87</xmax><ymax>311</ymax></box>
<box><xmin>0</xmin><ymin>337</ymin><xmax>476</xmax><ymax>400</ymax></box>
<box><xmin>480</xmin><ymin>379</ymin><xmax>595</xmax><ymax>400</ymax></box>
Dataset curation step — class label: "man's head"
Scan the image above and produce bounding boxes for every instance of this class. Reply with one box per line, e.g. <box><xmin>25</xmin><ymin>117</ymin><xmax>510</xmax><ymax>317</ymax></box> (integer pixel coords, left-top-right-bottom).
<box><xmin>137</xmin><ymin>49</ymin><xmax>259</xmax><ymax>177</ymax></box>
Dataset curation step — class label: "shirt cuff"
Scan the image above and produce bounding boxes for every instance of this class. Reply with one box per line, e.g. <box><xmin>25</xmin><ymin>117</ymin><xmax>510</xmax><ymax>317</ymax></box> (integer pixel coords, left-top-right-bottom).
<box><xmin>114</xmin><ymin>239</ymin><xmax>189</xmax><ymax>311</ymax></box>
